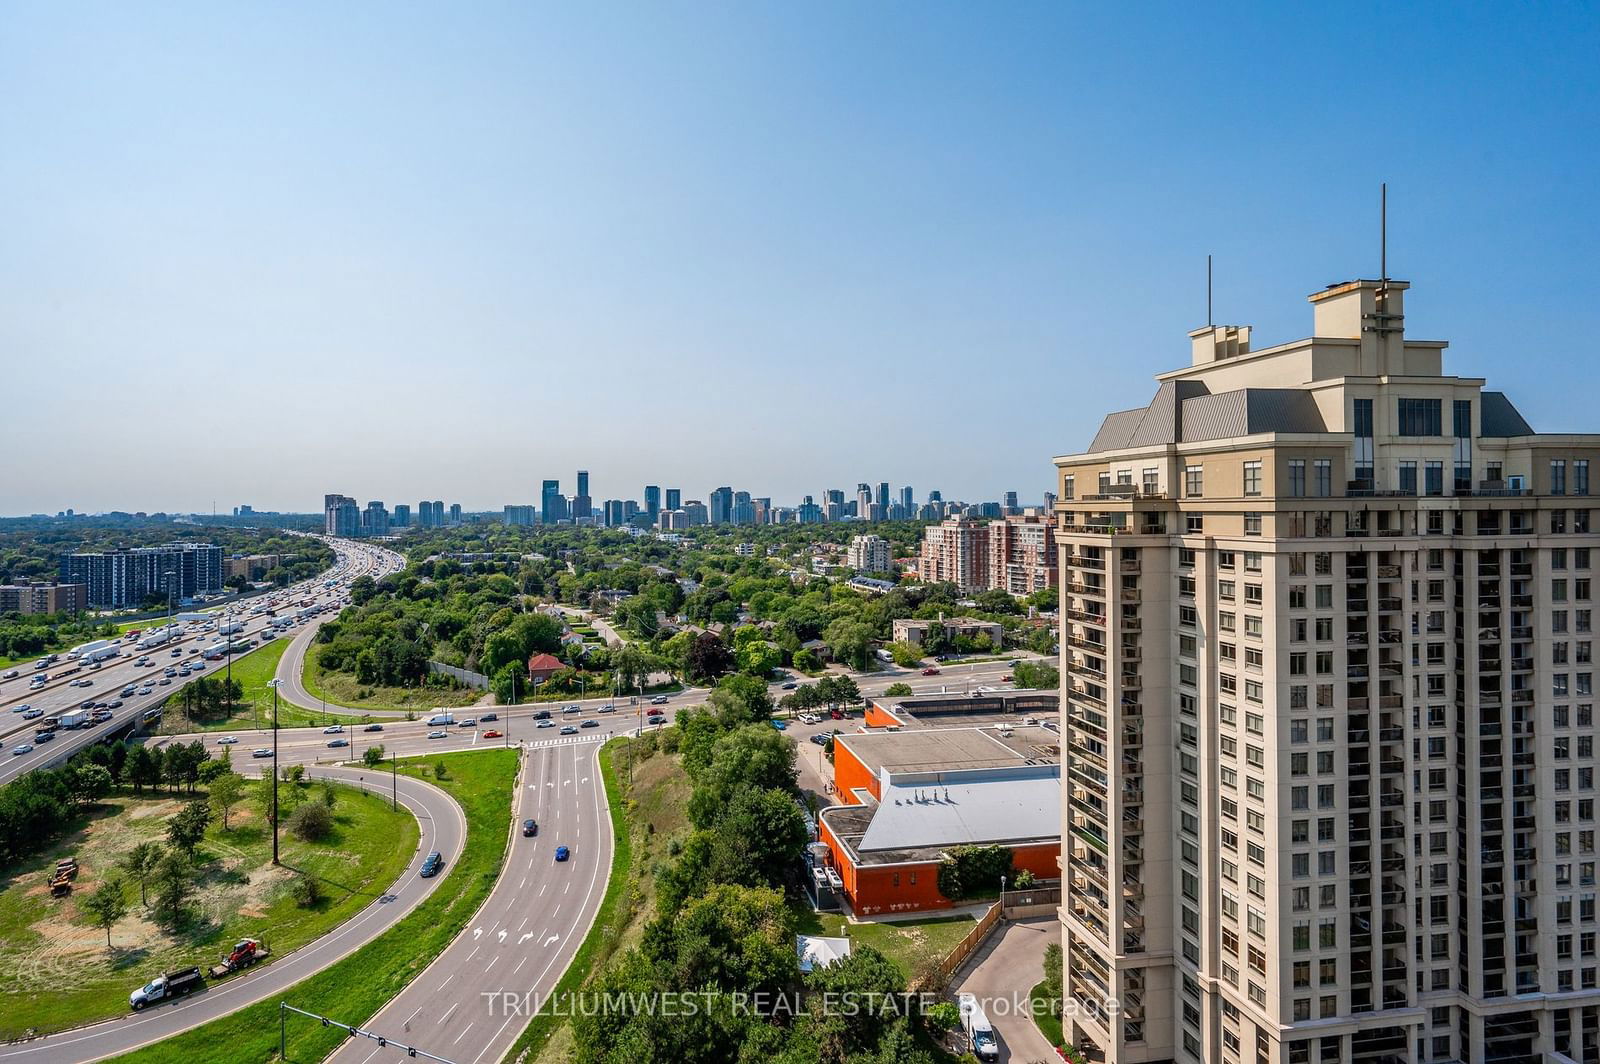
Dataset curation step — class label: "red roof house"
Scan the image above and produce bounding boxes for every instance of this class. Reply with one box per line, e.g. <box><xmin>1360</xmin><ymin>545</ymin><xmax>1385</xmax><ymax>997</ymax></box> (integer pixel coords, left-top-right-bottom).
<box><xmin>526</xmin><ymin>653</ymin><xmax>565</xmax><ymax>684</ymax></box>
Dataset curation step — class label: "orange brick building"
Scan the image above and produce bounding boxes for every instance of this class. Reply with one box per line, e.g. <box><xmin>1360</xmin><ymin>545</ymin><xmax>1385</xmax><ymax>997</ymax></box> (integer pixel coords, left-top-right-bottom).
<box><xmin>818</xmin><ymin>725</ymin><xmax>1060</xmax><ymax>916</ymax></box>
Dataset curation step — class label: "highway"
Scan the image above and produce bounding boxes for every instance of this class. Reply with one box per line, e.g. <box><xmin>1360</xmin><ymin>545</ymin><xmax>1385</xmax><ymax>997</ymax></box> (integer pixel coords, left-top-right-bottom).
<box><xmin>0</xmin><ymin>538</ymin><xmax>404</xmax><ymax>786</ymax></box>
<box><xmin>0</xmin><ymin>766</ymin><xmax>464</xmax><ymax>1064</ymax></box>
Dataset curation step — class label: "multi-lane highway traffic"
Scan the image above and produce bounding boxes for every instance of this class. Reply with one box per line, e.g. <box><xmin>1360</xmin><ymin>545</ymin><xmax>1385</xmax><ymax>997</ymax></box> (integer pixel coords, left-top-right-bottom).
<box><xmin>0</xmin><ymin>538</ymin><xmax>403</xmax><ymax>785</ymax></box>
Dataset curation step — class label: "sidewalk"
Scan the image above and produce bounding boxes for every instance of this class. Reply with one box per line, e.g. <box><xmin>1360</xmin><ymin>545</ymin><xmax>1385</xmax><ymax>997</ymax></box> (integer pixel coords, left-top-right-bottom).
<box><xmin>949</xmin><ymin>915</ymin><xmax>1061</xmax><ymax>1064</ymax></box>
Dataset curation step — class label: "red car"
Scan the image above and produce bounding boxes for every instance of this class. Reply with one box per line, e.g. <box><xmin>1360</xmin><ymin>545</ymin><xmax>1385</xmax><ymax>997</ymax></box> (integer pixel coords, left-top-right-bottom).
<box><xmin>921</xmin><ymin>667</ymin><xmax>941</xmax><ymax>676</ymax></box>
<box><xmin>1001</xmin><ymin>674</ymin><xmax>1013</xmax><ymax>683</ymax></box>
<box><xmin>483</xmin><ymin>730</ymin><xmax>503</xmax><ymax>739</ymax></box>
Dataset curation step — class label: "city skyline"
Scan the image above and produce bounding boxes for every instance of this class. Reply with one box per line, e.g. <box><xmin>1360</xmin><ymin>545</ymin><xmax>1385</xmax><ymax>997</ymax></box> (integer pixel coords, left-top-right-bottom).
<box><xmin>4</xmin><ymin>5</ymin><xmax>1598</xmax><ymax>515</ymax></box>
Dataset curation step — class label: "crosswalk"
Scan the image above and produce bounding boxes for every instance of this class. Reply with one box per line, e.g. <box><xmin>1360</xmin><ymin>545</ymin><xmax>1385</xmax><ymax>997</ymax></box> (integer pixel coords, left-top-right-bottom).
<box><xmin>524</xmin><ymin>733</ymin><xmax>608</xmax><ymax>749</ymax></box>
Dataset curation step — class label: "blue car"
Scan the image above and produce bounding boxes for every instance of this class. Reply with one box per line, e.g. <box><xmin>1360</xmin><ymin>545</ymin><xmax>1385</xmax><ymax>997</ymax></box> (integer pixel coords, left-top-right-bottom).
<box><xmin>555</xmin><ymin>845</ymin><xmax>570</xmax><ymax>862</ymax></box>
<box><xmin>769</xmin><ymin>719</ymin><xmax>787</xmax><ymax>730</ymax></box>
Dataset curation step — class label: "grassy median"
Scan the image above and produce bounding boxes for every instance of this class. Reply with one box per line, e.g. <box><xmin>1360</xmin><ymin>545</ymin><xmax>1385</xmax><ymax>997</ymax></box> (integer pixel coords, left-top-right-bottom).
<box><xmin>0</xmin><ymin>781</ymin><xmax>417</xmax><ymax>1041</ymax></box>
<box><xmin>107</xmin><ymin>747</ymin><xmax>520</xmax><ymax>1064</ymax></box>
<box><xmin>155</xmin><ymin>638</ymin><xmax>327</xmax><ymax>734</ymax></box>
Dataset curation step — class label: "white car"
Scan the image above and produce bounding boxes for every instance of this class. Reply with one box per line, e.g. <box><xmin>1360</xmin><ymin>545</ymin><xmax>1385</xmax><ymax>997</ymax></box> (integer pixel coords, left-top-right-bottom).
<box><xmin>12</xmin><ymin>744</ymin><xmax>34</xmax><ymax>756</ymax></box>
<box><xmin>427</xmin><ymin>730</ymin><xmax>447</xmax><ymax>739</ymax></box>
<box><xmin>12</xmin><ymin>703</ymin><xmax>30</xmax><ymax>714</ymax></box>
<box><xmin>217</xmin><ymin>736</ymin><xmax>239</xmax><ymax>745</ymax></box>
<box><xmin>322</xmin><ymin>725</ymin><xmax>343</xmax><ymax>734</ymax></box>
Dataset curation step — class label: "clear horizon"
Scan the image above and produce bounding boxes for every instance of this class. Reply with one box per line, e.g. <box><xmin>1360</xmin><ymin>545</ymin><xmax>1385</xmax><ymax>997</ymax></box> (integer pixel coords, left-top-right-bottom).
<box><xmin>4</xmin><ymin>3</ymin><xmax>1597</xmax><ymax>516</ymax></box>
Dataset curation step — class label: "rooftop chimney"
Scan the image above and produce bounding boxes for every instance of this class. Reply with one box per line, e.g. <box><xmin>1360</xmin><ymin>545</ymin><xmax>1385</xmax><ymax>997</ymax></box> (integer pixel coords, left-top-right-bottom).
<box><xmin>1308</xmin><ymin>279</ymin><xmax>1407</xmax><ymax>376</ymax></box>
<box><xmin>1188</xmin><ymin>324</ymin><xmax>1252</xmax><ymax>366</ymax></box>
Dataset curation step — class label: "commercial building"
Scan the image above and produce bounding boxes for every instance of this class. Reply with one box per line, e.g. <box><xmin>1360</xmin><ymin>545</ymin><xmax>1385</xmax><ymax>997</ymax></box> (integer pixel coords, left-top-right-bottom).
<box><xmin>361</xmin><ymin>501</ymin><xmax>389</xmax><ymax>536</ymax></box>
<box><xmin>1056</xmin><ymin>276</ymin><xmax>1600</xmax><ymax>1064</ymax></box>
<box><xmin>666</xmin><ymin>488</ymin><xmax>682</xmax><ymax>511</ymax></box>
<box><xmin>324</xmin><ymin>494</ymin><xmax>360</xmax><ymax>536</ymax></box>
<box><xmin>709</xmin><ymin>486</ymin><xmax>734</xmax><ymax>524</ymax></box>
<box><xmin>846</xmin><ymin>534</ymin><xmax>892</xmax><ymax>574</ymax></box>
<box><xmin>541</xmin><ymin>480</ymin><xmax>566</xmax><ymax>524</ymax></box>
<box><xmin>0</xmin><ymin>582</ymin><xmax>88</xmax><ymax>615</ymax></box>
<box><xmin>448</xmin><ymin>503</ymin><xmax>462</xmax><ymax>525</ymax></box>
<box><xmin>817</xmin><ymin>725</ymin><xmax>1060</xmax><ymax>916</ymax></box>
<box><xmin>60</xmin><ymin>543</ymin><xmax>223</xmax><ymax>607</ymax></box>
<box><xmin>392</xmin><ymin>503</ymin><xmax>411</xmax><ymax>527</ymax></box>
<box><xmin>504</xmin><ymin>505</ymin><xmax>536</xmax><ymax>527</ymax></box>
<box><xmin>645</xmin><ymin>485</ymin><xmax>661</xmax><ymax>519</ymax></box>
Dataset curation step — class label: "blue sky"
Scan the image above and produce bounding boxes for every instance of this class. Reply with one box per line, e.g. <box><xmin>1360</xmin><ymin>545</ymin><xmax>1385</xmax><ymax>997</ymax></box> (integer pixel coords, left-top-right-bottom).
<box><xmin>3</xmin><ymin>2</ymin><xmax>1597</xmax><ymax>515</ymax></box>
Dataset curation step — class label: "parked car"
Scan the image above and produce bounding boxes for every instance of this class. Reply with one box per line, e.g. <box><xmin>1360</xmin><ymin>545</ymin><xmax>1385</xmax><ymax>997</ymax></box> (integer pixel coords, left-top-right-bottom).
<box><xmin>769</xmin><ymin>719</ymin><xmax>787</xmax><ymax>730</ymax></box>
<box><xmin>522</xmin><ymin>819</ymin><xmax>538</xmax><ymax>837</ymax></box>
<box><xmin>809</xmin><ymin>733</ymin><xmax>830</xmax><ymax>747</ymax></box>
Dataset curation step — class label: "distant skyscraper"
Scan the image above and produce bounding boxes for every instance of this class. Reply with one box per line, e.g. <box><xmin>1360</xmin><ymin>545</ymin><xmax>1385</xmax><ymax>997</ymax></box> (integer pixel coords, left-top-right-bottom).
<box><xmin>602</xmin><ymin>499</ymin><xmax>625</xmax><ymax>526</ymax></box>
<box><xmin>449</xmin><ymin>503</ymin><xmax>462</xmax><ymax>525</ymax></box>
<box><xmin>929</xmin><ymin>490</ymin><xmax>942</xmax><ymax>504</ymax></box>
<box><xmin>797</xmin><ymin>496</ymin><xmax>822</xmax><ymax>523</ymax></box>
<box><xmin>856</xmin><ymin>483</ymin><xmax>872</xmax><ymax>520</ymax></box>
<box><xmin>665</xmin><ymin>488</ymin><xmax>681</xmax><ymax>511</ymax></box>
<box><xmin>824</xmin><ymin>489</ymin><xmax>845</xmax><ymax>522</ymax></box>
<box><xmin>541</xmin><ymin>480</ymin><xmax>564</xmax><ymax>524</ymax></box>
<box><xmin>504</xmin><ymin>505</ymin><xmax>536</xmax><ymax>526</ymax></box>
<box><xmin>877</xmin><ymin>482</ymin><xmax>890</xmax><ymax>510</ymax></box>
<box><xmin>434</xmin><ymin>501</ymin><xmax>445</xmax><ymax>527</ymax></box>
<box><xmin>644</xmin><ymin>485</ymin><xmax>661</xmax><ymax>519</ymax></box>
<box><xmin>732</xmin><ymin>490</ymin><xmax>754</xmax><ymax>525</ymax></box>
<box><xmin>900</xmin><ymin>486</ymin><xmax>914</xmax><ymax>513</ymax></box>
<box><xmin>1003</xmin><ymin>490</ymin><xmax>1019</xmax><ymax>514</ymax></box>
<box><xmin>573</xmin><ymin>470</ymin><xmax>592</xmax><ymax>520</ymax></box>
<box><xmin>361</xmin><ymin>501</ymin><xmax>389</xmax><ymax>536</ymax></box>
<box><xmin>709</xmin><ymin>486</ymin><xmax>734</xmax><ymax>524</ymax></box>
<box><xmin>324</xmin><ymin>494</ymin><xmax>360</xmax><ymax>536</ymax></box>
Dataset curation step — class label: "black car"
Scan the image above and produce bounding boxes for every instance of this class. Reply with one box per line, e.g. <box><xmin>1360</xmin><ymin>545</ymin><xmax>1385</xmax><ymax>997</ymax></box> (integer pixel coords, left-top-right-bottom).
<box><xmin>80</xmin><ymin>699</ymin><xmax>95</xmax><ymax>709</ymax></box>
<box><xmin>35</xmin><ymin>730</ymin><xmax>54</xmax><ymax>743</ymax></box>
<box><xmin>533</xmin><ymin>709</ymin><xmax>551</xmax><ymax>720</ymax></box>
<box><xmin>581</xmin><ymin>719</ymin><xmax>598</xmax><ymax>728</ymax></box>
<box><xmin>522</xmin><ymin>818</ymin><xmax>538</xmax><ymax>837</ymax></box>
<box><xmin>810</xmin><ymin>733</ymin><xmax>831</xmax><ymax>747</ymax></box>
<box><xmin>420</xmin><ymin>851</ymin><xmax>443</xmax><ymax>878</ymax></box>
<box><xmin>364</xmin><ymin>723</ymin><xmax>384</xmax><ymax>732</ymax></box>
<box><xmin>480</xmin><ymin>712</ymin><xmax>497</xmax><ymax>722</ymax></box>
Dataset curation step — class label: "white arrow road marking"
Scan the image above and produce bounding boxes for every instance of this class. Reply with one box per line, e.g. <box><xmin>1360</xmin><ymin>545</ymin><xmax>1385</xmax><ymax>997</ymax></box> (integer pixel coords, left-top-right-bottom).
<box><xmin>498</xmin><ymin>929</ymin><xmax>507</xmax><ymax>943</ymax></box>
<box><xmin>543</xmin><ymin>933</ymin><xmax>560</xmax><ymax>946</ymax></box>
<box><xmin>473</xmin><ymin>927</ymin><xmax>483</xmax><ymax>939</ymax></box>
<box><xmin>581</xmin><ymin>776</ymin><xmax>589</xmax><ymax>784</ymax></box>
<box><xmin>519</xmin><ymin>931</ymin><xmax>534</xmax><ymax>943</ymax></box>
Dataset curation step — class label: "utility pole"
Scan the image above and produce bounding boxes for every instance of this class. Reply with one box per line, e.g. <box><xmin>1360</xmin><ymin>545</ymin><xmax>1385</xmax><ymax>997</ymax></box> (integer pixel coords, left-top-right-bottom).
<box><xmin>267</xmin><ymin>678</ymin><xmax>283</xmax><ymax>864</ymax></box>
<box><xmin>391</xmin><ymin>750</ymin><xmax>397</xmax><ymax>811</ymax></box>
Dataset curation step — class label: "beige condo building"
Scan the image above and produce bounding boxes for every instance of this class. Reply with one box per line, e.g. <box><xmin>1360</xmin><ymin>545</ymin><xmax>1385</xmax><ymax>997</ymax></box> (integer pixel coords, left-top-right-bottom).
<box><xmin>1055</xmin><ymin>277</ymin><xmax>1600</xmax><ymax>1064</ymax></box>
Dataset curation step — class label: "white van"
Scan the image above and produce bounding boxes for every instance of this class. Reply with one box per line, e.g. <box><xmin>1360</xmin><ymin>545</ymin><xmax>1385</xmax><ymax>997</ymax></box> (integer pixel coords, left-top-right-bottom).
<box><xmin>426</xmin><ymin>712</ymin><xmax>456</xmax><ymax>727</ymax></box>
<box><xmin>959</xmin><ymin>993</ymin><xmax>999</xmax><ymax>1062</ymax></box>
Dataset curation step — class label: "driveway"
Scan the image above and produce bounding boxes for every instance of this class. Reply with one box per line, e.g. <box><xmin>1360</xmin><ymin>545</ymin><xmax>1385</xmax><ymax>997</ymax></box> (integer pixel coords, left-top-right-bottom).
<box><xmin>948</xmin><ymin>916</ymin><xmax>1061</xmax><ymax>1064</ymax></box>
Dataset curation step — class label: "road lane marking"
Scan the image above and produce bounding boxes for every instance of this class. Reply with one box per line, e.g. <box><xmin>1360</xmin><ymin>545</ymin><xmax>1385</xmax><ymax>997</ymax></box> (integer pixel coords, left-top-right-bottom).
<box><xmin>543</xmin><ymin>933</ymin><xmax>560</xmax><ymax>946</ymax></box>
<box><xmin>440</xmin><ymin>1002</ymin><xmax>459</xmax><ymax>1023</ymax></box>
<box><xmin>453</xmin><ymin>1022</ymin><xmax>473</xmax><ymax>1044</ymax></box>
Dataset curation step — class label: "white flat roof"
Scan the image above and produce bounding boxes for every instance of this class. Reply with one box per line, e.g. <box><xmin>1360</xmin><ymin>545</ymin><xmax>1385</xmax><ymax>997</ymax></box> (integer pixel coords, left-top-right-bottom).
<box><xmin>858</xmin><ymin>766</ymin><xmax>1060</xmax><ymax>853</ymax></box>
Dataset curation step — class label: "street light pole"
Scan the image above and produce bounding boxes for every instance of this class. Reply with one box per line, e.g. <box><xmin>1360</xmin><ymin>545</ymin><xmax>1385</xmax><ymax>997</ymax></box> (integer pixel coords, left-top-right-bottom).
<box><xmin>391</xmin><ymin>750</ymin><xmax>397</xmax><ymax>811</ymax></box>
<box><xmin>267</xmin><ymin>678</ymin><xmax>283</xmax><ymax>864</ymax></box>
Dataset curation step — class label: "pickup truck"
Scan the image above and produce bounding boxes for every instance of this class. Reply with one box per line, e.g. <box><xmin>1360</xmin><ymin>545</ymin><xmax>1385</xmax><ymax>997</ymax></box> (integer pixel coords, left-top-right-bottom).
<box><xmin>130</xmin><ymin>966</ymin><xmax>203</xmax><ymax>1009</ymax></box>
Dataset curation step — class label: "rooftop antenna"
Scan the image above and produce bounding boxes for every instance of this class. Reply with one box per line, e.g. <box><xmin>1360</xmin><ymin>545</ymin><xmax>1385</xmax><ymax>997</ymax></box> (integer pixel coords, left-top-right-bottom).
<box><xmin>1207</xmin><ymin>254</ymin><xmax>1213</xmax><ymax>328</ymax></box>
<box><xmin>1379</xmin><ymin>182</ymin><xmax>1388</xmax><ymax>292</ymax></box>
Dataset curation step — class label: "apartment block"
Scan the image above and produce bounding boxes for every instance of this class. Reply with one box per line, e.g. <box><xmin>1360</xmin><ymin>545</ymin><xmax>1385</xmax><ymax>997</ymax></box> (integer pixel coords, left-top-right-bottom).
<box><xmin>61</xmin><ymin>543</ymin><xmax>223</xmax><ymax>607</ymax></box>
<box><xmin>918</xmin><ymin>514</ymin><xmax>1057</xmax><ymax>594</ymax></box>
<box><xmin>324</xmin><ymin>493</ymin><xmax>360</xmax><ymax>536</ymax></box>
<box><xmin>847</xmin><ymin>534</ymin><xmax>892</xmax><ymax>574</ymax></box>
<box><xmin>1055</xmin><ymin>277</ymin><xmax>1600</xmax><ymax>1064</ymax></box>
<box><xmin>0</xmin><ymin>582</ymin><xmax>88</xmax><ymax>615</ymax></box>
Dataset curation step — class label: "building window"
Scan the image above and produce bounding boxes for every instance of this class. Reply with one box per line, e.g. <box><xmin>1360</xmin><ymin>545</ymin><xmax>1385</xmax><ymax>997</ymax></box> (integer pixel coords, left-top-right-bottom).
<box><xmin>1579</xmin><ymin>460</ymin><xmax>1591</xmax><ymax>497</ymax></box>
<box><xmin>1288</xmin><ymin>459</ymin><xmax>1306</xmax><ymax>498</ymax></box>
<box><xmin>1243</xmin><ymin>461</ymin><xmax>1262</xmax><ymax>497</ymax></box>
<box><xmin>1061</xmin><ymin>475</ymin><xmax>1074</xmax><ymax>500</ymax></box>
<box><xmin>1425</xmin><ymin>461</ymin><xmax>1444</xmax><ymax>497</ymax></box>
<box><xmin>1245</xmin><ymin>513</ymin><xmax>1262</xmax><ymax>536</ymax></box>
<box><xmin>1314</xmin><ymin>459</ymin><xmax>1332</xmax><ymax>498</ymax></box>
<box><xmin>1143</xmin><ymin>468</ymin><xmax>1160</xmax><ymax>495</ymax></box>
<box><xmin>1185</xmin><ymin>465</ymin><xmax>1203</xmax><ymax>498</ymax></box>
<box><xmin>1354</xmin><ymin>398</ymin><xmax>1374</xmax><ymax>484</ymax></box>
<box><xmin>1399</xmin><ymin>461</ymin><xmax>1418</xmax><ymax>495</ymax></box>
<box><xmin>1554</xmin><ymin>460</ymin><xmax>1569</xmax><ymax>496</ymax></box>
<box><xmin>1398</xmin><ymin>397</ymin><xmax>1443</xmax><ymax>436</ymax></box>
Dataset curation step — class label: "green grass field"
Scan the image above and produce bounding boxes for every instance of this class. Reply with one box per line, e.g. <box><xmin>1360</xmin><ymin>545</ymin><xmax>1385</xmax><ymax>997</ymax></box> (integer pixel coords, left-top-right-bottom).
<box><xmin>107</xmin><ymin>747</ymin><xmax>519</xmax><ymax>1064</ymax></box>
<box><xmin>154</xmin><ymin>639</ymin><xmax>327</xmax><ymax>733</ymax></box>
<box><xmin>0</xmin><ymin>780</ymin><xmax>418</xmax><ymax>1040</ymax></box>
<box><xmin>793</xmin><ymin>908</ymin><xmax>978</xmax><ymax>983</ymax></box>
<box><xmin>302</xmin><ymin>645</ymin><xmax>471</xmax><ymax>712</ymax></box>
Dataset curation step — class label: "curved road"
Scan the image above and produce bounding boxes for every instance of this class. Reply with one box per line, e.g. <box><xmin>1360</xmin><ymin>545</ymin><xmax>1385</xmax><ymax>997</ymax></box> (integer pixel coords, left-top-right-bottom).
<box><xmin>0</xmin><ymin>767</ymin><xmax>464</xmax><ymax>1064</ymax></box>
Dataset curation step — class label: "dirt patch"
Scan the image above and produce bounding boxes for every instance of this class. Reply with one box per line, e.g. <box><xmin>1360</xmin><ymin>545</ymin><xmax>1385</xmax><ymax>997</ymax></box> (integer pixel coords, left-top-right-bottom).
<box><xmin>125</xmin><ymin>799</ymin><xmax>183</xmax><ymax>822</ymax></box>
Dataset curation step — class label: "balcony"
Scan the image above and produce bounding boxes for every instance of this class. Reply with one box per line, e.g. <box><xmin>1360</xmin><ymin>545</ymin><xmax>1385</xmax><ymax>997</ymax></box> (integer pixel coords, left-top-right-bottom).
<box><xmin>1377</xmin><ymin>564</ymin><xmax>1402</xmax><ymax>578</ymax></box>
<box><xmin>1378</xmin><ymin>596</ymin><xmax>1403</xmax><ymax>612</ymax></box>
<box><xmin>1120</xmin><ymin>559</ymin><xmax>1141</xmax><ymax>573</ymax></box>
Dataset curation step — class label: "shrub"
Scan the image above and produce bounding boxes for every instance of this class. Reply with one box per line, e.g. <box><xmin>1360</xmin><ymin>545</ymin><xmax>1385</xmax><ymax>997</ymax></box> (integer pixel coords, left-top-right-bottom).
<box><xmin>925</xmin><ymin>1000</ymin><xmax>961</xmax><ymax>1034</ymax></box>
<box><xmin>291</xmin><ymin>873</ymin><xmax>324</xmax><ymax>907</ymax></box>
<box><xmin>287</xmin><ymin>801</ymin><xmax>333</xmax><ymax>842</ymax></box>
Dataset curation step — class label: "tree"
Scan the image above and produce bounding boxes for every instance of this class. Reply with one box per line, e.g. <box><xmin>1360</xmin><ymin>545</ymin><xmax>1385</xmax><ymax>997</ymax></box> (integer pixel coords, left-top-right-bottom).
<box><xmin>153</xmin><ymin>851</ymin><xmax>192</xmax><ymax>926</ymax></box>
<box><xmin>125</xmin><ymin>745</ymin><xmax>159</xmax><ymax>795</ymax></box>
<box><xmin>82</xmin><ymin>875</ymin><xmax>129</xmax><ymax>949</ymax></box>
<box><xmin>792</xmin><ymin>647</ymin><xmax>821</xmax><ymax>672</ymax></box>
<box><xmin>714</xmin><ymin>786</ymin><xmax>809</xmax><ymax>890</ymax></box>
<box><xmin>69</xmin><ymin>763</ymin><xmax>112</xmax><ymax>807</ymax></box>
<box><xmin>1024</xmin><ymin>587</ymin><xmax>1058</xmax><ymax>611</ymax></box>
<box><xmin>685</xmin><ymin>632</ymin><xmax>733</xmax><ymax>683</ymax></box>
<box><xmin>822</xmin><ymin>619</ymin><xmax>873</xmax><ymax>671</ymax></box>
<box><xmin>348</xmin><ymin>574</ymin><xmax>377</xmax><ymax>605</ymax></box>
<box><xmin>802</xmin><ymin>944</ymin><xmax>909</xmax><ymax>1061</ymax></box>
<box><xmin>363</xmin><ymin>744</ymin><xmax>386</xmax><ymax>768</ymax></box>
<box><xmin>121</xmin><ymin>841</ymin><xmax>165</xmax><ymax>906</ymax></box>
<box><xmin>287</xmin><ymin>800</ymin><xmax>333</xmax><ymax>842</ymax></box>
<box><xmin>167</xmin><ymin>799</ymin><xmax>212</xmax><ymax>858</ymax></box>
<box><xmin>643</xmin><ymin>883</ymin><xmax>797</xmax><ymax>998</ymax></box>
<box><xmin>887</xmin><ymin>641</ymin><xmax>923</xmax><ymax>668</ymax></box>
<box><xmin>208</xmin><ymin>772</ymin><xmax>245</xmax><ymax>830</ymax></box>
<box><xmin>735</xmin><ymin>639</ymin><xmax>781</xmax><ymax>677</ymax></box>
<box><xmin>884</xmin><ymin>682</ymin><xmax>913</xmax><ymax>697</ymax></box>
<box><xmin>1012</xmin><ymin>660</ymin><xmax>1060</xmax><ymax>690</ymax></box>
<box><xmin>688</xmin><ymin>724</ymin><xmax>797</xmax><ymax>828</ymax></box>
<box><xmin>973</xmin><ymin>589</ymin><xmax>1021</xmax><ymax>615</ymax></box>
